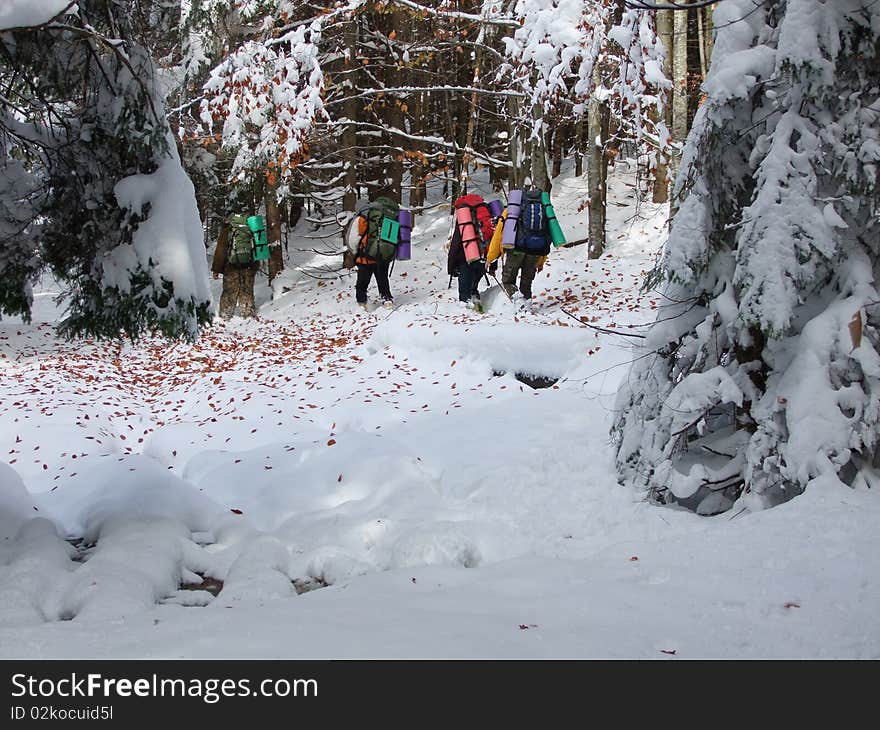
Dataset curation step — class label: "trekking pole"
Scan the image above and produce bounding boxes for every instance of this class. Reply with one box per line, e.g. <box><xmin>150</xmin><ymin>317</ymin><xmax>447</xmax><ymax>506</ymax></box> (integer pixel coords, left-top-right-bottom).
<box><xmin>490</xmin><ymin>271</ymin><xmax>513</xmax><ymax>303</ymax></box>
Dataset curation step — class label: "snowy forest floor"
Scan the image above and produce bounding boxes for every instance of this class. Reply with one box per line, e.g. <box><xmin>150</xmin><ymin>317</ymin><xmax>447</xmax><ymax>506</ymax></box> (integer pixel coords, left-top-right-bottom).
<box><xmin>0</xmin><ymin>165</ymin><xmax>878</xmax><ymax>659</ymax></box>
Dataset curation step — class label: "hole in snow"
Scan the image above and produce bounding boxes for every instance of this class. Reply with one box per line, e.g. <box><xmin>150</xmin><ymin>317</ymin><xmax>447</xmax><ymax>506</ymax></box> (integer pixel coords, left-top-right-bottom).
<box><xmin>292</xmin><ymin>576</ymin><xmax>329</xmax><ymax>595</ymax></box>
<box><xmin>493</xmin><ymin>370</ymin><xmax>558</xmax><ymax>389</ymax></box>
<box><xmin>179</xmin><ymin>574</ymin><xmax>224</xmax><ymax>597</ymax></box>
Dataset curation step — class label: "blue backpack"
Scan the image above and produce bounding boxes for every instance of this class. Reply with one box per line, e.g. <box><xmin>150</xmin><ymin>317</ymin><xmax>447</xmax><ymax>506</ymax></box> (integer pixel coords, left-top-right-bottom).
<box><xmin>516</xmin><ymin>190</ymin><xmax>550</xmax><ymax>255</ymax></box>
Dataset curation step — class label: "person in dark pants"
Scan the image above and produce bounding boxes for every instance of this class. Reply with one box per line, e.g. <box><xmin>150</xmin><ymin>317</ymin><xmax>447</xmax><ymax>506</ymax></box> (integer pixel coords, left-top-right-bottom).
<box><xmin>347</xmin><ymin>194</ymin><xmax>398</xmax><ymax>310</ymax></box>
<box><xmin>446</xmin><ymin>194</ymin><xmax>495</xmax><ymax>310</ymax></box>
<box><xmin>500</xmin><ymin>250</ymin><xmax>542</xmax><ymax>300</ymax></box>
<box><xmin>447</xmin><ymin>225</ymin><xmax>484</xmax><ymax>305</ymax></box>
<box><xmin>355</xmin><ymin>257</ymin><xmax>393</xmax><ymax>309</ymax></box>
<box><xmin>486</xmin><ymin>206</ymin><xmax>547</xmax><ymax>302</ymax></box>
<box><xmin>457</xmin><ymin>258</ymin><xmax>485</xmax><ymax>304</ymax></box>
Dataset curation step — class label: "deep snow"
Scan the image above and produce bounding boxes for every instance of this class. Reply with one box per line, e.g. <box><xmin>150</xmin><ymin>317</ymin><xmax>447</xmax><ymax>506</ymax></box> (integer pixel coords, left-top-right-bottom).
<box><xmin>0</xmin><ymin>165</ymin><xmax>877</xmax><ymax>659</ymax></box>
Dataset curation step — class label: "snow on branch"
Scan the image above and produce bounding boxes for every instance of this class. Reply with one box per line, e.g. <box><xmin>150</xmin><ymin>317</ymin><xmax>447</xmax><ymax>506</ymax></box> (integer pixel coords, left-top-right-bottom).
<box><xmin>390</xmin><ymin>0</ymin><xmax>518</xmax><ymax>27</ymax></box>
<box><xmin>200</xmin><ymin>21</ymin><xmax>326</xmax><ymax>196</ymax></box>
<box><xmin>324</xmin><ymin>85</ymin><xmax>524</xmax><ymax>107</ymax></box>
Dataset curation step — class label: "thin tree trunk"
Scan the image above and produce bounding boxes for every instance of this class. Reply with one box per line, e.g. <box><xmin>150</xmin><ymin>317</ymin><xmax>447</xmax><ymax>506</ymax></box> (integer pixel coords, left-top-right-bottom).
<box><xmin>551</xmin><ymin>118</ymin><xmax>564</xmax><ymax>179</ymax></box>
<box><xmin>462</xmin><ymin>24</ymin><xmax>485</xmax><ymax>190</ymax></box>
<box><xmin>386</xmin><ymin>101</ymin><xmax>405</xmax><ymax>203</ymax></box>
<box><xmin>508</xmin><ymin>95</ymin><xmax>525</xmax><ymax>189</ymax></box>
<box><xmin>342</xmin><ymin>17</ymin><xmax>359</xmax><ymax>212</ymax></box>
<box><xmin>587</xmin><ymin>68</ymin><xmax>610</xmax><ymax>259</ymax></box>
<box><xmin>696</xmin><ymin>6</ymin><xmax>708</xmax><ymax>78</ymax></box>
<box><xmin>670</xmin><ymin>2</ymin><xmax>690</xmax><ymax>220</ymax></box>
<box><xmin>672</xmin><ymin>5</ymin><xmax>689</xmax><ymax>143</ymax></box>
<box><xmin>574</xmin><ymin>117</ymin><xmax>584</xmax><ymax>177</ymax></box>
<box><xmin>386</xmin><ymin>8</ymin><xmax>404</xmax><ymax>202</ymax></box>
<box><xmin>444</xmin><ymin>89</ymin><xmax>462</xmax><ymax>199</ymax></box>
<box><xmin>704</xmin><ymin>5</ymin><xmax>714</xmax><ymax>67</ymax></box>
<box><xmin>530</xmin><ymin>101</ymin><xmax>550</xmax><ymax>191</ymax></box>
<box><xmin>409</xmin><ymin>91</ymin><xmax>427</xmax><ymax>211</ymax></box>
<box><xmin>264</xmin><ymin>183</ymin><xmax>283</xmax><ymax>283</ymax></box>
<box><xmin>653</xmin><ymin>9</ymin><xmax>674</xmax><ymax>204</ymax></box>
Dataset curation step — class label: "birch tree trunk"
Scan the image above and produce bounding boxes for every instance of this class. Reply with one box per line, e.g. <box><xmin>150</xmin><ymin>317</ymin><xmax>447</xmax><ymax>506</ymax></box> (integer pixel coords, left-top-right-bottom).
<box><xmin>703</xmin><ymin>6</ymin><xmax>714</xmax><ymax>69</ymax></box>
<box><xmin>670</xmin><ymin>2</ymin><xmax>690</xmax><ymax>219</ymax></box>
<box><xmin>696</xmin><ymin>6</ymin><xmax>708</xmax><ymax>77</ymax></box>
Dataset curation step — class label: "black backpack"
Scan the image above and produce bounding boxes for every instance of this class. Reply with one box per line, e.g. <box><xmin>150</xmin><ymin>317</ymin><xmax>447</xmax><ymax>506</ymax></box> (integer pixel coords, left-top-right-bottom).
<box><xmin>515</xmin><ymin>190</ymin><xmax>550</xmax><ymax>255</ymax></box>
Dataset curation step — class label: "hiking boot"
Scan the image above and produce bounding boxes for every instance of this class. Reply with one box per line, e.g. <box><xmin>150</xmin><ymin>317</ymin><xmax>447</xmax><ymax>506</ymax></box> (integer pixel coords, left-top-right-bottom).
<box><xmin>357</xmin><ymin>301</ymin><xmax>368</xmax><ymax>311</ymax></box>
<box><xmin>382</xmin><ymin>299</ymin><xmax>394</xmax><ymax>309</ymax></box>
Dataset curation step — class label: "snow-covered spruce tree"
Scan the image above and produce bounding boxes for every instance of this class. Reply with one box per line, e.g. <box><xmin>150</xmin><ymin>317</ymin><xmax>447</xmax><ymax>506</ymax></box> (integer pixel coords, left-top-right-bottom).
<box><xmin>0</xmin><ymin>1</ymin><xmax>212</xmax><ymax>341</ymax></box>
<box><xmin>613</xmin><ymin>0</ymin><xmax>880</xmax><ymax>515</ymax></box>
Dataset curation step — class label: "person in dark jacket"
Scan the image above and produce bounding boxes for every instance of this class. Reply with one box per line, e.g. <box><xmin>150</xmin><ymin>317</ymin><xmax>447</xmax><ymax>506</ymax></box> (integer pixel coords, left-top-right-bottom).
<box><xmin>211</xmin><ymin>213</ymin><xmax>258</xmax><ymax>320</ymax></box>
<box><xmin>446</xmin><ymin>194</ymin><xmax>495</xmax><ymax>310</ymax></box>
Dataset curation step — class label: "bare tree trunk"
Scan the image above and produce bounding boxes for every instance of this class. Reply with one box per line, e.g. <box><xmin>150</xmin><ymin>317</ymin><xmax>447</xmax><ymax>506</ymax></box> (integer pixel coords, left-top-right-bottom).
<box><xmin>462</xmin><ymin>24</ymin><xmax>485</xmax><ymax>191</ymax></box>
<box><xmin>672</xmin><ymin>6</ymin><xmax>690</xmax><ymax>143</ymax></box>
<box><xmin>508</xmin><ymin>95</ymin><xmax>525</xmax><ymax>189</ymax></box>
<box><xmin>385</xmin><ymin>8</ymin><xmax>405</xmax><ymax>203</ymax></box>
<box><xmin>288</xmin><ymin>196</ymin><xmax>303</xmax><ymax>228</ymax></box>
<box><xmin>551</xmin><ymin>119</ymin><xmax>564</xmax><ymax>179</ymax></box>
<box><xmin>574</xmin><ymin>118</ymin><xmax>584</xmax><ymax>177</ymax></box>
<box><xmin>342</xmin><ymin>17</ymin><xmax>358</xmax><ymax>212</ymax></box>
<box><xmin>277</xmin><ymin>200</ymin><xmax>288</xmax><ymax>253</ymax></box>
<box><xmin>530</xmin><ymin>102</ymin><xmax>550</xmax><ymax>190</ymax></box>
<box><xmin>409</xmin><ymin>91</ymin><xmax>427</xmax><ymax>211</ymax></box>
<box><xmin>703</xmin><ymin>5</ymin><xmax>714</xmax><ymax>68</ymax></box>
<box><xmin>587</xmin><ymin>68</ymin><xmax>610</xmax><ymax>259</ymax></box>
<box><xmin>386</xmin><ymin>101</ymin><xmax>405</xmax><ymax>203</ymax></box>
<box><xmin>264</xmin><ymin>183</ymin><xmax>284</xmax><ymax>283</ymax></box>
<box><xmin>653</xmin><ymin>9</ymin><xmax>674</xmax><ymax>204</ymax></box>
<box><xmin>696</xmin><ymin>7</ymin><xmax>708</xmax><ymax>78</ymax></box>
<box><xmin>670</xmin><ymin>2</ymin><xmax>690</xmax><ymax>220</ymax></box>
<box><xmin>444</xmin><ymin>90</ymin><xmax>464</xmax><ymax>200</ymax></box>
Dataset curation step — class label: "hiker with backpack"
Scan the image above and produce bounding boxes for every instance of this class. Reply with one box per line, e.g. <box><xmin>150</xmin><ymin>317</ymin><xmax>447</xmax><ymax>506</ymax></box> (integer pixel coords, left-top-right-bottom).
<box><xmin>344</xmin><ymin>193</ymin><xmax>400</xmax><ymax>311</ymax></box>
<box><xmin>487</xmin><ymin>183</ymin><xmax>565</xmax><ymax>304</ymax></box>
<box><xmin>212</xmin><ymin>212</ymin><xmax>260</xmax><ymax>320</ymax></box>
<box><xmin>446</xmin><ymin>193</ymin><xmax>497</xmax><ymax>310</ymax></box>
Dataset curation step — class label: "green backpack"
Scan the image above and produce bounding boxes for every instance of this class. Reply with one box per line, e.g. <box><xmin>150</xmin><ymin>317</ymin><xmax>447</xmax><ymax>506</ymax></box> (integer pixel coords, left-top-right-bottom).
<box><xmin>227</xmin><ymin>214</ymin><xmax>255</xmax><ymax>266</ymax></box>
<box><xmin>358</xmin><ymin>197</ymin><xmax>400</xmax><ymax>263</ymax></box>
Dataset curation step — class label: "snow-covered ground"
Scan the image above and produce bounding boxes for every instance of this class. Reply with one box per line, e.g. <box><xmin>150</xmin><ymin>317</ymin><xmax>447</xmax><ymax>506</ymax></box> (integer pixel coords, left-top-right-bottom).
<box><xmin>1</xmin><ymin>166</ymin><xmax>877</xmax><ymax>659</ymax></box>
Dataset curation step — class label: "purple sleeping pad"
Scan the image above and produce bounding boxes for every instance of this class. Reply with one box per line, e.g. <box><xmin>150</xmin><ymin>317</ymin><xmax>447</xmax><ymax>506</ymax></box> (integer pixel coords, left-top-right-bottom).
<box><xmin>501</xmin><ymin>189</ymin><xmax>522</xmax><ymax>248</ymax></box>
<box><xmin>396</xmin><ymin>209</ymin><xmax>412</xmax><ymax>260</ymax></box>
